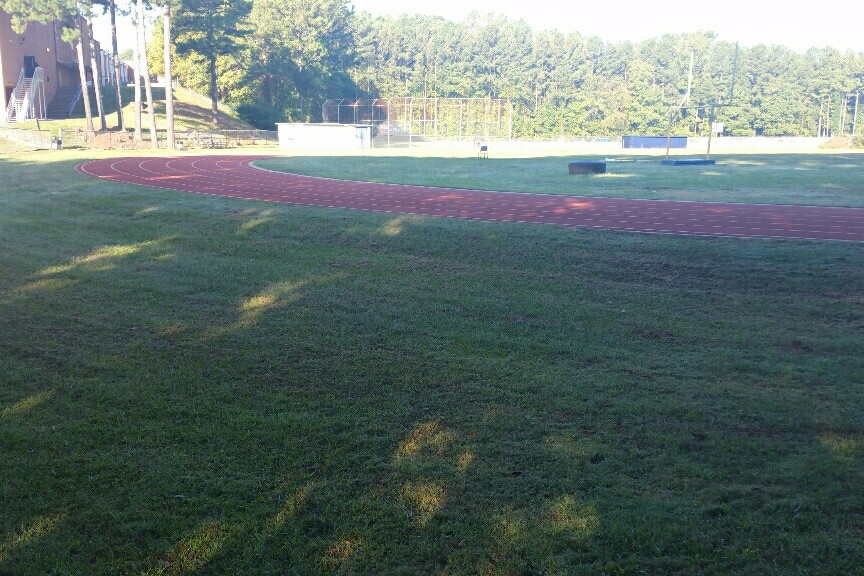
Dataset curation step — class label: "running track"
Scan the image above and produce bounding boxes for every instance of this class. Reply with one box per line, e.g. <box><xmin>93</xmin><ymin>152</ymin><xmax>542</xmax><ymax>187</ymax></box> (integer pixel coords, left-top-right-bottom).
<box><xmin>77</xmin><ymin>156</ymin><xmax>864</xmax><ymax>242</ymax></box>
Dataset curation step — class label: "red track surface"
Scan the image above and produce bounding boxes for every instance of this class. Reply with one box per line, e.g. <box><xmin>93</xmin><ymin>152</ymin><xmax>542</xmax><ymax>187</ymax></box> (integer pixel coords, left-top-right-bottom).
<box><xmin>78</xmin><ymin>155</ymin><xmax>864</xmax><ymax>242</ymax></box>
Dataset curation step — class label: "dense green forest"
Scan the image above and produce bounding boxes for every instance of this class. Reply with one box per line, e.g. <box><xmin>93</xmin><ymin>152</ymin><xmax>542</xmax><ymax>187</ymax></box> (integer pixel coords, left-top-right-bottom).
<box><xmin>148</xmin><ymin>0</ymin><xmax>864</xmax><ymax>138</ymax></box>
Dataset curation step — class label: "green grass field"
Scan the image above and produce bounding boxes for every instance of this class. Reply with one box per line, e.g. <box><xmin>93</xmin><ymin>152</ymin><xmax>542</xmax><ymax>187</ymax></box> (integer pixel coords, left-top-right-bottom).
<box><xmin>1</xmin><ymin>150</ymin><xmax>863</xmax><ymax>575</ymax></box>
<box><xmin>259</xmin><ymin>152</ymin><xmax>864</xmax><ymax>207</ymax></box>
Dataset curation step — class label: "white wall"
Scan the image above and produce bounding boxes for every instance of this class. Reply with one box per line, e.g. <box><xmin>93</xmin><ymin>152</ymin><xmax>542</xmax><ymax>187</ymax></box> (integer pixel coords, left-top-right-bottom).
<box><xmin>277</xmin><ymin>123</ymin><xmax>372</xmax><ymax>151</ymax></box>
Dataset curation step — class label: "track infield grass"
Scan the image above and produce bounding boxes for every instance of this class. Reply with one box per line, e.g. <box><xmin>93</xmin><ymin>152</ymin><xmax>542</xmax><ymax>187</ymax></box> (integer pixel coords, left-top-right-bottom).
<box><xmin>1</xmin><ymin>150</ymin><xmax>863</xmax><ymax>574</ymax></box>
<box><xmin>257</xmin><ymin>152</ymin><xmax>864</xmax><ymax>207</ymax></box>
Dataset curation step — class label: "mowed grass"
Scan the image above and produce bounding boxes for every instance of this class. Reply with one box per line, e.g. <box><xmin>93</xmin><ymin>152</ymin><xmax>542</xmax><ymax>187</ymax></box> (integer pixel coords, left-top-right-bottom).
<box><xmin>1</xmin><ymin>150</ymin><xmax>863</xmax><ymax>575</ymax></box>
<box><xmin>259</xmin><ymin>152</ymin><xmax>864</xmax><ymax>207</ymax></box>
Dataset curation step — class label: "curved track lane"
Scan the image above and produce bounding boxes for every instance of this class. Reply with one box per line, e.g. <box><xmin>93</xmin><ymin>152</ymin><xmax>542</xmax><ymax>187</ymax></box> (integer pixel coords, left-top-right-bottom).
<box><xmin>78</xmin><ymin>155</ymin><xmax>864</xmax><ymax>242</ymax></box>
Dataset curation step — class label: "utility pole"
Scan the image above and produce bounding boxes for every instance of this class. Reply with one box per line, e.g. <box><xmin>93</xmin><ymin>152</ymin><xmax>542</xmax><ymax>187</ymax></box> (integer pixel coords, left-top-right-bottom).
<box><xmin>839</xmin><ymin>93</ymin><xmax>847</xmax><ymax>135</ymax></box>
<box><xmin>853</xmin><ymin>90</ymin><xmax>860</xmax><ymax>138</ymax></box>
<box><xmin>706</xmin><ymin>104</ymin><xmax>716</xmax><ymax>160</ymax></box>
<box><xmin>664</xmin><ymin>53</ymin><xmax>694</xmax><ymax>159</ymax></box>
<box><xmin>686</xmin><ymin>52</ymin><xmax>694</xmax><ymax>102</ymax></box>
<box><xmin>817</xmin><ymin>99</ymin><xmax>823</xmax><ymax>137</ymax></box>
<box><xmin>826</xmin><ymin>96</ymin><xmax>831</xmax><ymax>136</ymax></box>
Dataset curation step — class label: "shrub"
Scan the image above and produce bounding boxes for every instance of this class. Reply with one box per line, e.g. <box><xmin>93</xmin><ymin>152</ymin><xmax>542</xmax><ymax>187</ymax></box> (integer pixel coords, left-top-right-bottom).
<box><xmin>236</xmin><ymin>103</ymin><xmax>285</xmax><ymax>130</ymax></box>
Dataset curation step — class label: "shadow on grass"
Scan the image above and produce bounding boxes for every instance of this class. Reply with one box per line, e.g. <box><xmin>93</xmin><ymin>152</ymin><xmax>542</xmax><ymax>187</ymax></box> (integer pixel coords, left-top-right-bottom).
<box><xmin>200</xmin><ymin>273</ymin><xmax>346</xmax><ymax>339</ymax></box>
<box><xmin>140</xmin><ymin>521</ymin><xmax>231</xmax><ymax>576</ymax></box>
<box><xmin>2</xmin><ymin>152</ymin><xmax>864</xmax><ymax>574</ymax></box>
<box><xmin>2</xmin><ymin>237</ymin><xmax>177</xmax><ymax>304</ymax></box>
<box><xmin>0</xmin><ymin>513</ymin><xmax>64</xmax><ymax>563</ymax></box>
<box><xmin>0</xmin><ymin>390</ymin><xmax>54</xmax><ymax>419</ymax></box>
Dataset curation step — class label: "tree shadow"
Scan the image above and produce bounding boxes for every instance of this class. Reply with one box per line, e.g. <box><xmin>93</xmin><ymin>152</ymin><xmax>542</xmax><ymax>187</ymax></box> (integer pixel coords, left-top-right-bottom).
<box><xmin>0</xmin><ymin>513</ymin><xmax>64</xmax><ymax>565</ymax></box>
<box><xmin>2</xmin><ymin>152</ymin><xmax>864</xmax><ymax>574</ymax></box>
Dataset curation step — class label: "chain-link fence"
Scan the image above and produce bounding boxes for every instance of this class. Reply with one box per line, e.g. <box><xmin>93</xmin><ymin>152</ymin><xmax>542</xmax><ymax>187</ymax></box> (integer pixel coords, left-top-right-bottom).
<box><xmin>175</xmin><ymin>130</ymin><xmax>278</xmax><ymax>149</ymax></box>
<box><xmin>322</xmin><ymin>98</ymin><xmax>513</xmax><ymax>147</ymax></box>
<box><xmin>44</xmin><ymin>128</ymin><xmax>278</xmax><ymax>150</ymax></box>
<box><xmin>0</xmin><ymin>127</ymin><xmax>53</xmax><ymax>152</ymax></box>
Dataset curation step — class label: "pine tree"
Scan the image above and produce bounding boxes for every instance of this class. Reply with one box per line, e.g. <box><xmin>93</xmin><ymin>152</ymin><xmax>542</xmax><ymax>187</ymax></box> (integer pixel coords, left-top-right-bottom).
<box><xmin>173</xmin><ymin>0</ymin><xmax>251</xmax><ymax>125</ymax></box>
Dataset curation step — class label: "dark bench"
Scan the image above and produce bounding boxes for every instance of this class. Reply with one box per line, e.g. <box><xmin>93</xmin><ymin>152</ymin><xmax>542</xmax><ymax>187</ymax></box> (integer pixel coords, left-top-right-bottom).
<box><xmin>568</xmin><ymin>160</ymin><xmax>606</xmax><ymax>174</ymax></box>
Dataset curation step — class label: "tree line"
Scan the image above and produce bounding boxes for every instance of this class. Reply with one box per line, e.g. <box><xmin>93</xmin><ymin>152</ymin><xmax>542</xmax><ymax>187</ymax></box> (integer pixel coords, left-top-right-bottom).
<box><xmin>4</xmin><ymin>0</ymin><xmax>864</xmax><ymax>140</ymax></box>
<box><xmin>157</xmin><ymin>3</ymin><xmax>864</xmax><ymax>138</ymax></box>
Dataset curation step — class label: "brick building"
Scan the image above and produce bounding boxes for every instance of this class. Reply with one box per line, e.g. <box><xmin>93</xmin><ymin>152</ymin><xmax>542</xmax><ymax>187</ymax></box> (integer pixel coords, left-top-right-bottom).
<box><xmin>1</xmin><ymin>11</ymin><xmax>101</xmax><ymax>123</ymax></box>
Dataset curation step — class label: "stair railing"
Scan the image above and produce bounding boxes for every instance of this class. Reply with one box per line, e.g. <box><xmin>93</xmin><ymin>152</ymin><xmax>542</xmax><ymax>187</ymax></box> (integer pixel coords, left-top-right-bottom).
<box><xmin>67</xmin><ymin>86</ymin><xmax>83</xmax><ymax>117</ymax></box>
<box><xmin>19</xmin><ymin>67</ymin><xmax>45</xmax><ymax>122</ymax></box>
<box><xmin>5</xmin><ymin>67</ymin><xmax>25</xmax><ymax>123</ymax></box>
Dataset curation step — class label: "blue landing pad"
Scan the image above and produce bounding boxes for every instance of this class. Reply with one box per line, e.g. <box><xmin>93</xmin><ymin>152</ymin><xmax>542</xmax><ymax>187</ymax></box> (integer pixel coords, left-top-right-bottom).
<box><xmin>660</xmin><ymin>159</ymin><xmax>717</xmax><ymax>166</ymax></box>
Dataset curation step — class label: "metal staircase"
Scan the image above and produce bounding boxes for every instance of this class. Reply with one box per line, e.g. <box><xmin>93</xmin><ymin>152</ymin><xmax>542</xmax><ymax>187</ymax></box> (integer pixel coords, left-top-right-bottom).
<box><xmin>4</xmin><ymin>67</ymin><xmax>46</xmax><ymax>124</ymax></box>
<box><xmin>46</xmin><ymin>86</ymin><xmax>81</xmax><ymax>120</ymax></box>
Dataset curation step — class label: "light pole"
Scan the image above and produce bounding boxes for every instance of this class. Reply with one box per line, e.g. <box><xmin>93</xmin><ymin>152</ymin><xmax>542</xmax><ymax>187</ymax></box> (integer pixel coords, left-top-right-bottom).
<box><xmin>851</xmin><ymin>85</ymin><xmax>864</xmax><ymax>139</ymax></box>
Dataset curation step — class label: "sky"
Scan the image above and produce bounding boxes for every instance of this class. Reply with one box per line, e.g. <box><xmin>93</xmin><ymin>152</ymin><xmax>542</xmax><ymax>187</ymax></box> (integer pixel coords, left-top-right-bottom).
<box><xmin>349</xmin><ymin>0</ymin><xmax>863</xmax><ymax>54</ymax></box>
<box><xmin>93</xmin><ymin>0</ymin><xmax>863</xmax><ymax>55</ymax></box>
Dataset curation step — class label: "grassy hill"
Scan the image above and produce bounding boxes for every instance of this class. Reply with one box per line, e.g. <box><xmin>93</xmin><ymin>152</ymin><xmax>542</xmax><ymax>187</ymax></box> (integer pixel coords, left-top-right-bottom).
<box><xmin>109</xmin><ymin>86</ymin><xmax>254</xmax><ymax>131</ymax></box>
<box><xmin>15</xmin><ymin>85</ymin><xmax>254</xmax><ymax>134</ymax></box>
